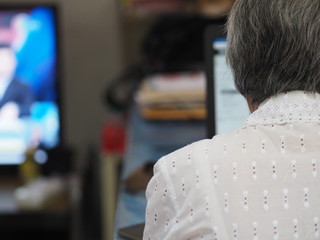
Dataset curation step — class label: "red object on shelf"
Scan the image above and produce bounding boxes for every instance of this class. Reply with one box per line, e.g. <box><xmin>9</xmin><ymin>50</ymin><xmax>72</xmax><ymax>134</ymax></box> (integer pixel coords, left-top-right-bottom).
<box><xmin>101</xmin><ymin>118</ymin><xmax>127</xmax><ymax>155</ymax></box>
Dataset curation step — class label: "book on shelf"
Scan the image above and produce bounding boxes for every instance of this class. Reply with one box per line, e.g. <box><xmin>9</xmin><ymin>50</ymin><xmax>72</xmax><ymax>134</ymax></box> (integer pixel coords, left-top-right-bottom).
<box><xmin>135</xmin><ymin>71</ymin><xmax>206</xmax><ymax>120</ymax></box>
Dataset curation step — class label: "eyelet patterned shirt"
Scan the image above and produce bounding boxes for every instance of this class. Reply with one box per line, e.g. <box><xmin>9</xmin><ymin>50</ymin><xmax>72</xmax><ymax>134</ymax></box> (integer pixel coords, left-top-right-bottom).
<box><xmin>143</xmin><ymin>91</ymin><xmax>320</xmax><ymax>240</ymax></box>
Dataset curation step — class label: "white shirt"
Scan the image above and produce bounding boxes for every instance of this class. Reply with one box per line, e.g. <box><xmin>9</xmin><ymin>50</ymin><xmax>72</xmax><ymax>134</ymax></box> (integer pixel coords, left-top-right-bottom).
<box><xmin>143</xmin><ymin>91</ymin><xmax>320</xmax><ymax>240</ymax></box>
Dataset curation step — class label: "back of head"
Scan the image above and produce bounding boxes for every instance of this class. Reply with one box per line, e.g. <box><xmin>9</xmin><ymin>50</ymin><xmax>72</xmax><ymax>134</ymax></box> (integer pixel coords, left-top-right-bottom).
<box><xmin>226</xmin><ymin>0</ymin><xmax>320</xmax><ymax>105</ymax></box>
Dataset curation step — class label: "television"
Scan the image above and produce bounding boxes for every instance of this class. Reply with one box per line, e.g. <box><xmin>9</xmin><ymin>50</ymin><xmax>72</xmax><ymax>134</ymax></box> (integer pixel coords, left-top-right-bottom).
<box><xmin>0</xmin><ymin>4</ymin><xmax>61</xmax><ymax>165</ymax></box>
<box><xmin>205</xmin><ymin>24</ymin><xmax>250</xmax><ymax>138</ymax></box>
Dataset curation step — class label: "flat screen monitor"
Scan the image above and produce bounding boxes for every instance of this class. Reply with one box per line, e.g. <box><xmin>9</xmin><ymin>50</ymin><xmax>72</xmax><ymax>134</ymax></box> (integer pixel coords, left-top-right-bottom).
<box><xmin>0</xmin><ymin>5</ymin><xmax>61</xmax><ymax>165</ymax></box>
<box><xmin>205</xmin><ymin>25</ymin><xmax>250</xmax><ymax>138</ymax></box>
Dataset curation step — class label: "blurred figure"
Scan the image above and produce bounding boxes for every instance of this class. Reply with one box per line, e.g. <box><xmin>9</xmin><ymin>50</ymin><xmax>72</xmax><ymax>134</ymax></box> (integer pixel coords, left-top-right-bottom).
<box><xmin>10</xmin><ymin>13</ymin><xmax>29</xmax><ymax>53</ymax></box>
<box><xmin>0</xmin><ymin>44</ymin><xmax>33</xmax><ymax>120</ymax></box>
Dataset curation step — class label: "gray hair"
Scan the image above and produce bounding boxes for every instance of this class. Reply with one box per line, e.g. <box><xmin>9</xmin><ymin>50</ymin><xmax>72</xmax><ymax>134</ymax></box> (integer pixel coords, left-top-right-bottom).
<box><xmin>226</xmin><ymin>0</ymin><xmax>320</xmax><ymax>105</ymax></box>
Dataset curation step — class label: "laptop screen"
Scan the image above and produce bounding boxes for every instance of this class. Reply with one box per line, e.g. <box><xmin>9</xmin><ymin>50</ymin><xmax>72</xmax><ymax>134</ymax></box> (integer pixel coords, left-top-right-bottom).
<box><xmin>205</xmin><ymin>25</ymin><xmax>249</xmax><ymax>137</ymax></box>
<box><xmin>213</xmin><ymin>38</ymin><xmax>249</xmax><ymax>135</ymax></box>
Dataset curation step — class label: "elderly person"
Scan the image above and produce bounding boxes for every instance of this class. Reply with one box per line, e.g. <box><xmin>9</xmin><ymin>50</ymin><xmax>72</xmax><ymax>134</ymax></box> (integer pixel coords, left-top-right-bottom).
<box><xmin>143</xmin><ymin>0</ymin><xmax>320</xmax><ymax>239</ymax></box>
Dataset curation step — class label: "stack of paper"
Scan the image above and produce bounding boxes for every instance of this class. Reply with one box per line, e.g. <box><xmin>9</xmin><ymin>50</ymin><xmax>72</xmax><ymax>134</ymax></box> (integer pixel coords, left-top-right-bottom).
<box><xmin>135</xmin><ymin>71</ymin><xmax>206</xmax><ymax>120</ymax></box>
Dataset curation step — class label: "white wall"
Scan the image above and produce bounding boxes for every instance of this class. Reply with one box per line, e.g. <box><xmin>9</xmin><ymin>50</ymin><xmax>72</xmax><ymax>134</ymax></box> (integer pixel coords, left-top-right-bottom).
<box><xmin>62</xmin><ymin>0</ymin><xmax>124</xmax><ymax>163</ymax></box>
<box><xmin>0</xmin><ymin>0</ymin><xmax>125</xmax><ymax>163</ymax></box>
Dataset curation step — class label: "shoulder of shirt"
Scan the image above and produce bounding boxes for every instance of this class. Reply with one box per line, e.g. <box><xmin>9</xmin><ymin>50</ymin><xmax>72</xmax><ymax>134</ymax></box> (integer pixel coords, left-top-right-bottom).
<box><xmin>154</xmin><ymin>135</ymin><xmax>227</xmax><ymax>167</ymax></box>
<box><xmin>167</xmin><ymin>138</ymin><xmax>210</xmax><ymax>156</ymax></box>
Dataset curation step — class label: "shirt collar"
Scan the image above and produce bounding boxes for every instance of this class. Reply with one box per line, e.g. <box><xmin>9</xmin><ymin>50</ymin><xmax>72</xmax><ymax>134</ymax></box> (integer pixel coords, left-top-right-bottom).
<box><xmin>244</xmin><ymin>91</ymin><xmax>320</xmax><ymax>127</ymax></box>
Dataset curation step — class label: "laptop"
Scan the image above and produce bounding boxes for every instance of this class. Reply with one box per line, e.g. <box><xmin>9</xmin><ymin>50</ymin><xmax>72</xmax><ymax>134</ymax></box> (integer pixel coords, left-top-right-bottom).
<box><xmin>204</xmin><ymin>24</ymin><xmax>250</xmax><ymax>138</ymax></box>
<box><xmin>118</xmin><ymin>223</ymin><xmax>145</xmax><ymax>240</ymax></box>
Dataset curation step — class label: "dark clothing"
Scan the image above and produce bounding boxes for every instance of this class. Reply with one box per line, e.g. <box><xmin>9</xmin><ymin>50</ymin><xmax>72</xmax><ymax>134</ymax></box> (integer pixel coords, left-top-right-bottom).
<box><xmin>0</xmin><ymin>78</ymin><xmax>33</xmax><ymax>117</ymax></box>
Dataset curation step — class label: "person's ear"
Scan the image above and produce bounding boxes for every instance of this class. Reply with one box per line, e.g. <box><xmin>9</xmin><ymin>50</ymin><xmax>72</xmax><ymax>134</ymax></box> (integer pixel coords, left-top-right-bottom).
<box><xmin>246</xmin><ymin>96</ymin><xmax>258</xmax><ymax>113</ymax></box>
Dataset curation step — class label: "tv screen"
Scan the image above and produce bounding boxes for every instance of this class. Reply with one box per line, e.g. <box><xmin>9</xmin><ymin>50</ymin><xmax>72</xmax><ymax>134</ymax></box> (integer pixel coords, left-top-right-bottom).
<box><xmin>0</xmin><ymin>5</ymin><xmax>60</xmax><ymax>164</ymax></box>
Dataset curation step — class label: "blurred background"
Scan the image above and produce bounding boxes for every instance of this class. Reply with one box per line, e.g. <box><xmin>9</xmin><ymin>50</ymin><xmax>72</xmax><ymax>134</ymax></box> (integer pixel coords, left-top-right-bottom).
<box><xmin>0</xmin><ymin>0</ymin><xmax>235</xmax><ymax>239</ymax></box>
